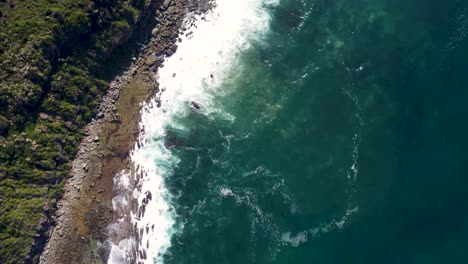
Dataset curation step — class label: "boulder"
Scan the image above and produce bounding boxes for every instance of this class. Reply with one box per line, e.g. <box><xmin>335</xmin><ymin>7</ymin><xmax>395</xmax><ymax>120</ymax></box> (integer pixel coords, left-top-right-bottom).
<box><xmin>163</xmin><ymin>0</ymin><xmax>172</xmax><ymax>9</ymax></box>
<box><xmin>39</xmin><ymin>113</ymin><xmax>50</xmax><ymax>120</ymax></box>
<box><xmin>161</xmin><ymin>29</ymin><xmax>171</xmax><ymax>38</ymax></box>
<box><xmin>164</xmin><ymin>48</ymin><xmax>175</xmax><ymax>57</ymax></box>
<box><xmin>191</xmin><ymin>101</ymin><xmax>201</xmax><ymax>110</ymax></box>
<box><xmin>170</xmin><ymin>31</ymin><xmax>179</xmax><ymax>39</ymax></box>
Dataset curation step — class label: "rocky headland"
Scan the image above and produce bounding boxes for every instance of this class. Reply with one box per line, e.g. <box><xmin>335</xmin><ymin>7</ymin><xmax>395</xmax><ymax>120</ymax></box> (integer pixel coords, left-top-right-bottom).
<box><xmin>39</xmin><ymin>0</ymin><xmax>214</xmax><ymax>263</ymax></box>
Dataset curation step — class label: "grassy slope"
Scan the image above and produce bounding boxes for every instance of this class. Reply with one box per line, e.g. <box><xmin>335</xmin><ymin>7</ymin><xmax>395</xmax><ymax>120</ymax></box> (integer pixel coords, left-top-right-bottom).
<box><xmin>0</xmin><ymin>0</ymin><xmax>152</xmax><ymax>262</ymax></box>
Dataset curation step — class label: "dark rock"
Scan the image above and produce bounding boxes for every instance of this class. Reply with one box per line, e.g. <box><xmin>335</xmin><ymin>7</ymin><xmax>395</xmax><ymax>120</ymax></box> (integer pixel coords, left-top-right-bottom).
<box><xmin>163</xmin><ymin>0</ymin><xmax>172</xmax><ymax>9</ymax></box>
<box><xmin>153</xmin><ymin>60</ymin><xmax>162</xmax><ymax>67</ymax></box>
<box><xmin>161</xmin><ymin>29</ymin><xmax>171</xmax><ymax>37</ymax></box>
<box><xmin>170</xmin><ymin>44</ymin><xmax>178</xmax><ymax>52</ymax></box>
<box><xmin>164</xmin><ymin>48</ymin><xmax>175</xmax><ymax>57</ymax></box>
<box><xmin>191</xmin><ymin>101</ymin><xmax>201</xmax><ymax>110</ymax></box>
<box><xmin>145</xmin><ymin>58</ymin><xmax>154</xmax><ymax>67</ymax></box>
<box><xmin>170</xmin><ymin>31</ymin><xmax>179</xmax><ymax>39</ymax></box>
<box><xmin>164</xmin><ymin>132</ymin><xmax>181</xmax><ymax>148</ymax></box>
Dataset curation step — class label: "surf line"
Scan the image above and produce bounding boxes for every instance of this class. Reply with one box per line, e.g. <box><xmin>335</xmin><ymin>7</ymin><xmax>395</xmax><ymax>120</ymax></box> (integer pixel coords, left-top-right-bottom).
<box><xmin>108</xmin><ymin>0</ymin><xmax>279</xmax><ymax>263</ymax></box>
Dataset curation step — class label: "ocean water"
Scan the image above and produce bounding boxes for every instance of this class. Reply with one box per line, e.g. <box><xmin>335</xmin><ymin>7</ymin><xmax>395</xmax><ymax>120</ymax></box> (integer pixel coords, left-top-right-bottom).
<box><xmin>117</xmin><ymin>0</ymin><xmax>468</xmax><ymax>263</ymax></box>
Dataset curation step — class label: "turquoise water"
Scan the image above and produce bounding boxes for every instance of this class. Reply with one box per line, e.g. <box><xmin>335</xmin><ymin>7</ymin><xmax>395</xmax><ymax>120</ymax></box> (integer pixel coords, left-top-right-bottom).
<box><xmin>146</xmin><ymin>0</ymin><xmax>468</xmax><ymax>263</ymax></box>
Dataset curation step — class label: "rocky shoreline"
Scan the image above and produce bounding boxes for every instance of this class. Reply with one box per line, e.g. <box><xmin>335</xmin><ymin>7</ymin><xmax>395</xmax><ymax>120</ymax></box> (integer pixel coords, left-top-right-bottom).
<box><xmin>39</xmin><ymin>0</ymin><xmax>214</xmax><ymax>263</ymax></box>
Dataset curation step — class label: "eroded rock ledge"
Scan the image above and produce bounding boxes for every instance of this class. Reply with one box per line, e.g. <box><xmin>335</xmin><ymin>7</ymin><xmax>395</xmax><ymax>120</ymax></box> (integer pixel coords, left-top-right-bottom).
<box><xmin>39</xmin><ymin>0</ymin><xmax>213</xmax><ymax>263</ymax></box>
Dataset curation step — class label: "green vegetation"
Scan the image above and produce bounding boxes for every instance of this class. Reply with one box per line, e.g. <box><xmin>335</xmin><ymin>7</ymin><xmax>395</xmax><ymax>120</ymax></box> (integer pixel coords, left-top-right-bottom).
<box><xmin>0</xmin><ymin>0</ymin><xmax>153</xmax><ymax>262</ymax></box>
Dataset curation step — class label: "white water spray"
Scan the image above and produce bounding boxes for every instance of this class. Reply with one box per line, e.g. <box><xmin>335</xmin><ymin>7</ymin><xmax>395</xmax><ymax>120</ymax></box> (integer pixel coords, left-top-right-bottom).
<box><xmin>108</xmin><ymin>0</ymin><xmax>278</xmax><ymax>263</ymax></box>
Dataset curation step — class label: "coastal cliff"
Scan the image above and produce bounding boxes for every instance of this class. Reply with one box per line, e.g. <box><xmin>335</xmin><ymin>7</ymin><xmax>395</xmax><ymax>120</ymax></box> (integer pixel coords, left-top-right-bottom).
<box><xmin>0</xmin><ymin>0</ymin><xmax>204</xmax><ymax>262</ymax></box>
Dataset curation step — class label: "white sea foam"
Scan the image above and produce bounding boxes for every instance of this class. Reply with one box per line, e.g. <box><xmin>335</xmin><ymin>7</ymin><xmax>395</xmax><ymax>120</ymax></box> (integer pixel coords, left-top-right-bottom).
<box><xmin>108</xmin><ymin>238</ymin><xmax>136</xmax><ymax>263</ymax></box>
<box><xmin>107</xmin><ymin>0</ymin><xmax>278</xmax><ymax>263</ymax></box>
<box><xmin>220</xmin><ymin>186</ymin><xmax>234</xmax><ymax>197</ymax></box>
<box><xmin>281</xmin><ymin>231</ymin><xmax>309</xmax><ymax>247</ymax></box>
<box><xmin>107</xmin><ymin>171</ymin><xmax>138</xmax><ymax>263</ymax></box>
<box><xmin>280</xmin><ymin>206</ymin><xmax>359</xmax><ymax>247</ymax></box>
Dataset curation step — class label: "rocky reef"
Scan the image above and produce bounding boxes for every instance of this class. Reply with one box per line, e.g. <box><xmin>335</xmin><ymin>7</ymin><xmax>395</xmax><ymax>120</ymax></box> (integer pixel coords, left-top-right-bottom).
<box><xmin>0</xmin><ymin>0</ymin><xmax>212</xmax><ymax>262</ymax></box>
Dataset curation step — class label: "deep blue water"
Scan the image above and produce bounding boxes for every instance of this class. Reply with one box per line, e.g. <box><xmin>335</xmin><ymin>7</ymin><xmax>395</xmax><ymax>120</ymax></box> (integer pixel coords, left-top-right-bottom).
<box><xmin>152</xmin><ymin>0</ymin><xmax>468</xmax><ymax>263</ymax></box>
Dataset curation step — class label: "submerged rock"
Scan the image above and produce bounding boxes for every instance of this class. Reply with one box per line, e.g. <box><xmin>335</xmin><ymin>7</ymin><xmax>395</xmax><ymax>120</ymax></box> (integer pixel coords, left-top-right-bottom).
<box><xmin>164</xmin><ymin>133</ymin><xmax>181</xmax><ymax>148</ymax></box>
<box><xmin>191</xmin><ymin>101</ymin><xmax>201</xmax><ymax>109</ymax></box>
